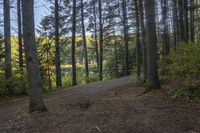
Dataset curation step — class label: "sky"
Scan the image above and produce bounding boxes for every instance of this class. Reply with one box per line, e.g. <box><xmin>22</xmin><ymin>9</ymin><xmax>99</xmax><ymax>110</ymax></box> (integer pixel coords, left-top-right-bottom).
<box><xmin>34</xmin><ymin>0</ymin><xmax>50</xmax><ymax>27</ymax></box>
<box><xmin>7</xmin><ymin>0</ymin><xmax>50</xmax><ymax>34</ymax></box>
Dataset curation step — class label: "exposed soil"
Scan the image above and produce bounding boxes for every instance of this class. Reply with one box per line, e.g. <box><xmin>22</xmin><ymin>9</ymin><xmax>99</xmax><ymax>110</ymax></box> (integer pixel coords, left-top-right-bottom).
<box><xmin>0</xmin><ymin>76</ymin><xmax>200</xmax><ymax>133</ymax></box>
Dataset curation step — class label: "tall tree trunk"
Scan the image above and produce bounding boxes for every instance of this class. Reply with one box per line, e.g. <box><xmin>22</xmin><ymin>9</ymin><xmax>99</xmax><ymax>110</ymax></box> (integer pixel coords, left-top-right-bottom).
<box><xmin>144</xmin><ymin>0</ymin><xmax>160</xmax><ymax>90</ymax></box>
<box><xmin>184</xmin><ymin>0</ymin><xmax>189</xmax><ymax>41</ymax></box>
<box><xmin>122</xmin><ymin>0</ymin><xmax>129</xmax><ymax>76</ymax></box>
<box><xmin>178</xmin><ymin>0</ymin><xmax>185</xmax><ymax>42</ymax></box>
<box><xmin>98</xmin><ymin>0</ymin><xmax>103</xmax><ymax>81</ymax></box>
<box><xmin>113</xmin><ymin>32</ymin><xmax>119</xmax><ymax>79</ymax></box>
<box><xmin>155</xmin><ymin>0</ymin><xmax>160</xmax><ymax>37</ymax></box>
<box><xmin>81</xmin><ymin>0</ymin><xmax>89</xmax><ymax>77</ymax></box>
<box><xmin>135</xmin><ymin>0</ymin><xmax>141</xmax><ymax>80</ymax></box>
<box><xmin>172</xmin><ymin>0</ymin><xmax>178</xmax><ymax>50</ymax></box>
<box><xmin>17</xmin><ymin>0</ymin><xmax>23</xmax><ymax>68</ymax></box>
<box><xmin>93</xmin><ymin>1</ymin><xmax>99</xmax><ymax>71</ymax></box>
<box><xmin>21</xmin><ymin>0</ymin><xmax>47</xmax><ymax>112</ymax></box>
<box><xmin>55</xmin><ymin>0</ymin><xmax>62</xmax><ymax>88</ymax></box>
<box><xmin>3</xmin><ymin>0</ymin><xmax>12</xmax><ymax>79</ymax></box>
<box><xmin>138</xmin><ymin>0</ymin><xmax>147</xmax><ymax>80</ymax></box>
<box><xmin>161</xmin><ymin>0</ymin><xmax>170</xmax><ymax>57</ymax></box>
<box><xmin>72</xmin><ymin>0</ymin><xmax>77</xmax><ymax>86</ymax></box>
<box><xmin>46</xmin><ymin>41</ymin><xmax>52</xmax><ymax>91</ymax></box>
<box><xmin>195</xmin><ymin>0</ymin><xmax>199</xmax><ymax>41</ymax></box>
<box><xmin>190</xmin><ymin>0</ymin><xmax>195</xmax><ymax>42</ymax></box>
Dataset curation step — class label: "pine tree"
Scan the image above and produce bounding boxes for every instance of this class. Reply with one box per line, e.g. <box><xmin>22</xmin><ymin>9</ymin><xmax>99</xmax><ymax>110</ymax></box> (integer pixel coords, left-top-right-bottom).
<box><xmin>122</xmin><ymin>0</ymin><xmax>129</xmax><ymax>76</ymax></box>
<box><xmin>21</xmin><ymin>0</ymin><xmax>47</xmax><ymax>112</ymax></box>
<box><xmin>98</xmin><ymin>0</ymin><xmax>103</xmax><ymax>81</ymax></box>
<box><xmin>17</xmin><ymin>0</ymin><xmax>23</xmax><ymax>68</ymax></box>
<box><xmin>72</xmin><ymin>0</ymin><xmax>77</xmax><ymax>86</ymax></box>
<box><xmin>3</xmin><ymin>0</ymin><xmax>12</xmax><ymax>79</ymax></box>
<box><xmin>81</xmin><ymin>0</ymin><xmax>89</xmax><ymax>77</ymax></box>
<box><xmin>55</xmin><ymin>0</ymin><xmax>62</xmax><ymax>88</ymax></box>
<box><xmin>144</xmin><ymin>0</ymin><xmax>161</xmax><ymax>90</ymax></box>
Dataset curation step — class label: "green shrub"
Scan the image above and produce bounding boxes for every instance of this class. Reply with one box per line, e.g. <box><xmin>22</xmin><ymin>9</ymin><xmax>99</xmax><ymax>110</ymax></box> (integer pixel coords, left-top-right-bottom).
<box><xmin>169</xmin><ymin>85</ymin><xmax>200</xmax><ymax>102</ymax></box>
<box><xmin>0</xmin><ymin>71</ymin><xmax>28</xmax><ymax>99</ymax></box>
<box><xmin>84</xmin><ymin>75</ymin><xmax>99</xmax><ymax>84</ymax></box>
<box><xmin>62</xmin><ymin>75</ymin><xmax>72</xmax><ymax>88</ymax></box>
<box><xmin>162</xmin><ymin>43</ymin><xmax>200</xmax><ymax>102</ymax></box>
<box><xmin>62</xmin><ymin>70</ymin><xmax>99</xmax><ymax>88</ymax></box>
<box><xmin>164</xmin><ymin>43</ymin><xmax>200</xmax><ymax>85</ymax></box>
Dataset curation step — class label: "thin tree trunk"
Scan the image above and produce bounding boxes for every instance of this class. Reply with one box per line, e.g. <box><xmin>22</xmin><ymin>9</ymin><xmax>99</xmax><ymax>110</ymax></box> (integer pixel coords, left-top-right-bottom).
<box><xmin>72</xmin><ymin>0</ymin><xmax>77</xmax><ymax>86</ymax></box>
<box><xmin>21</xmin><ymin>0</ymin><xmax>47</xmax><ymax>112</ymax></box>
<box><xmin>172</xmin><ymin>0</ymin><xmax>178</xmax><ymax>50</ymax></box>
<box><xmin>184</xmin><ymin>0</ymin><xmax>189</xmax><ymax>41</ymax></box>
<box><xmin>81</xmin><ymin>0</ymin><xmax>89</xmax><ymax>77</ymax></box>
<box><xmin>178</xmin><ymin>0</ymin><xmax>185</xmax><ymax>42</ymax></box>
<box><xmin>190</xmin><ymin>0</ymin><xmax>195</xmax><ymax>42</ymax></box>
<box><xmin>98</xmin><ymin>0</ymin><xmax>103</xmax><ymax>81</ymax></box>
<box><xmin>155</xmin><ymin>0</ymin><xmax>160</xmax><ymax>37</ymax></box>
<box><xmin>161</xmin><ymin>0</ymin><xmax>170</xmax><ymax>57</ymax></box>
<box><xmin>138</xmin><ymin>0</ymin><xmax>147</xmax><ymax>80</ymax></box>
<box><xmin>113</xmin><ymin>33</ymin><xmax>119</xmax><ymax>79</ymax></box>
<box><xmin>93</xmin><ymin>1</ymin><xmax>99</xmax><ymax>70</ymax></box>
<box><xmin>55</xmin><ymin>0</ymin><xmax>62</xmax><ymax>88</ymax></box>
<box><xmin>46</xmin><ymin>42</ymin><xmax>52</xmax><ymax>91</ymax></box>
<box><xmin>47</xmin><ymin>63</ymin><xmax>52</xmax><ymax>91</ymax></box>
<box><xmin>17</xmin><ymin>0</ymin><xmax>23</xmax><ymax>68</ymax></box>
<box><xmin>3</xmin><ymin>0</ymin><xmax>12</xmax><ymax>79</ymax></box>
<box><xmin>135</xmin><ymin>0</ymin><xmax>141</xmax><ymax>80</ymax></box>
<box><xmin>195</xmin><ymin>0</ymin><xmax>199</xmax><ymax>41</ymax></box>
<box><xmin>122</xmin><ymin>0</ymin><xmax>129</xmax><ymax>76</ymax></box>
<box><xmin>144</xmin><ymin>0</ymin><xmax>160</xmax><ymax>90</ymax></box>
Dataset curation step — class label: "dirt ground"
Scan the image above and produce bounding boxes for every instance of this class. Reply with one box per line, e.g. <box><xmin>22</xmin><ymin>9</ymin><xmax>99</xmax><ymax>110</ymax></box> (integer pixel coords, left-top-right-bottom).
<box><xmin>0</xmin><ymin>77</ymin><xmax>200</xmax><ymax>133</ymax></box>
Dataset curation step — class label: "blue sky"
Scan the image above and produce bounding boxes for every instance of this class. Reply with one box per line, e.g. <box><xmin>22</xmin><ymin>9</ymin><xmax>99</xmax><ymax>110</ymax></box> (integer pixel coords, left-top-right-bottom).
<box><xmin>34</xmin><ymin>0</ymin><xmax>50</xmax><ymax>27</ymax></box>
<box><xmin>8</xmin><ymin>0</ymin><xmax>50</xmax><ymax>34</ymax></box>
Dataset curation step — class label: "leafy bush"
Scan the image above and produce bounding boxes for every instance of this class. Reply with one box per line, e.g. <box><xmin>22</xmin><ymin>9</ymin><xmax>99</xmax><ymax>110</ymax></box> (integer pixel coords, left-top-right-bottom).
<box><xmin>169</xmin><ymin>85</ymin><xmax>200</xmax><ymax>102</ymax></box>
<box><xmin>62</xmin><ymin>70</ymin><xmax>99</xmax><ymax>88</ymax></box>
<box><xmin>164</xmin><ymin>43</ymin><xmax>200</xmax><ymax>85</ymax></box>
<box><xmin>62</xmin><ymin>75</ymin><xmax>72</xmax><ymax>88</ymax></box>
<box><xmin>162</xmin><ymin>43</ymin><xmax>200</xmax><ymax>101</ymax></box>
<box><xmin>84</xmin><ymin>75</ymin><xmax>99</xmax><ymax>84</ymax></box>
<box><xmin>0</xmin><ymin>71</ymin><xmax>28</xmax><ymax>99</ymax></box>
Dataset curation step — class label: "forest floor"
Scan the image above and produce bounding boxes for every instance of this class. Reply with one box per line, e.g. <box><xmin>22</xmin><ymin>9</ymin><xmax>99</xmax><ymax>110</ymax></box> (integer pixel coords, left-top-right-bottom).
<box><xmin>0</xmin><ymin>76</ymin><xmax>200</xmax><ymax>133</ymax></box>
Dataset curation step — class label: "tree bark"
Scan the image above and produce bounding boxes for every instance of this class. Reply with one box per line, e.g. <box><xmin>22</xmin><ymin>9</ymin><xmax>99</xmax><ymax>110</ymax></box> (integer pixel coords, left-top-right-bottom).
<box><xmin>138</xmin><ymin>0</ymin><xmax>147</xmax><ymax>80</ymax></box>
<box><xmin>81</xmin><ymin>0</ymin><xmax>89</xmax><ymax>77</ymax></box>
<box><xmin>190</xmin><ymin>0</ymin><xmax>195</xmax><ymax>42</ymax></box>
<box><xmin>3</xmin><ymin>0</ymin><xmax>12</xmax><ymax>79</ymax></box>
<box><xmin>17</xmin><ymin>0</ymin><xmax>23</xmax><ymax>68</ymax></box>
<box><xmin>135</xmin><ymin>0</ymin><xmax>141</xmax><ymax>80</ymax></box>
<box><xmin>72</xmin><ymin>0</ymin><xmax>77</xmax><ymax>86</ymax></box>
<box><xmin>144</xmin><ymin>0</ymin><xmax>160</xmax><ymax>89</ymax></box>
<box><xmin>172</xmin><ymin>0</ymin><xmax>178</xmax><ymax>50</ymax></box>
<box><xmin>55</xmin><ymin>0</ymin><xmax>62</xmax><ymax>88</ymax></box>
<box><xmin>93</xmin><ymin>1</ymin><xmax>99</xmax><ymax>71</ymax></box>
<box><xmin>178</xmin><ymin>0</ymin><xmax>185</xmax><ymax>42</ymax></box>
<box><xmin>122</xmin><ymin>0</ymin><xmax>129</xmax><ymax>76</ymax></box>
<box><xmin>184</xmin><ymin>0</ymin><xmax>189</xmax><ymax>41</ymax></box>
<box><xmin>98</xmin><ymin>0</ymin><xmax>103</xmax><ymax>81</ymax></box>
<box><xmin>113</xmin><ymin>33</ymin><xmax>119</xmax><ymax>79</ymax></box>
<box><xmin>161</xmin><ymin>0</ymin><xmax>170</xmax><ymax>57</ymax></box>
<box><xmin>21</xmin><ymin>0</ymin><xmax>47</xmax><ymax>112</ymax></box>
<box><xmin>46</xmin><ymin>43</ymin><xmax>52</xmax><ymax>91</ymax></box>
